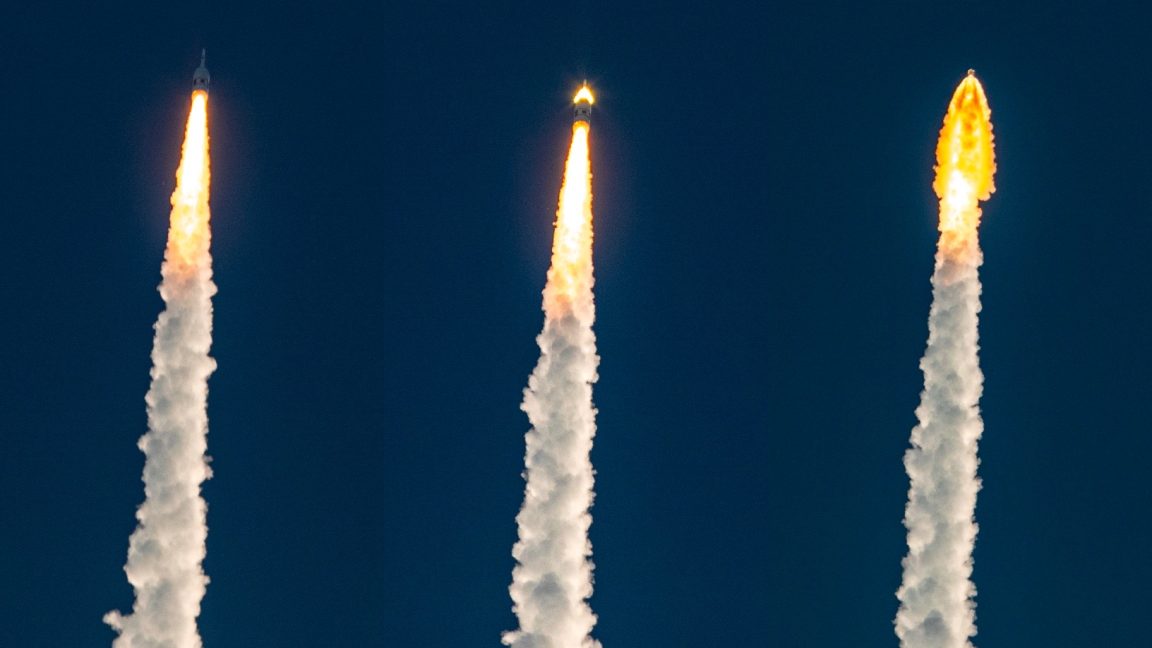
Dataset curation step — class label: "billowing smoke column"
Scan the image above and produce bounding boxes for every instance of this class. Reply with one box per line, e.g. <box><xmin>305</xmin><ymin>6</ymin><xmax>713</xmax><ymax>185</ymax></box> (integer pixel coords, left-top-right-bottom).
<box><xmin>105</xmin><ymin>66</ymin><xmax>216</xmax><ymax>648</ymax></box>
<box><xmin>503</xmin><ymin>85</ymin><xmax>601</xmax><ymax>648</ymax></box>
<box><xmin>895</xmin><ymin>71</ymin><xmax>996</xmax><ymax>648</ymax></box>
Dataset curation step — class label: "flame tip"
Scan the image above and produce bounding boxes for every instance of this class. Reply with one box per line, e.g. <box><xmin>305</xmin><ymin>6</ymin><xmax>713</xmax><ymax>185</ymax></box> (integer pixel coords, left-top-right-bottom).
<box><xmin>573</xmin><ymin>84</ymin><xmax>595</xmax><ymax>105</ymax></box>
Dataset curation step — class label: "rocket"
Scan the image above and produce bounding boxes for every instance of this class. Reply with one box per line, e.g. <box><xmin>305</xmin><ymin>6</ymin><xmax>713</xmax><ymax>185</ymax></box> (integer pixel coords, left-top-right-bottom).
<box><xmin>193</xmin><ymin>50</ymin><xmax>210</xmax><ymax>92</ymax></box>
<box><xmin>573</xmin><ymin>83</ymin><xmax>594</xmax><ymax>124</ymax></box>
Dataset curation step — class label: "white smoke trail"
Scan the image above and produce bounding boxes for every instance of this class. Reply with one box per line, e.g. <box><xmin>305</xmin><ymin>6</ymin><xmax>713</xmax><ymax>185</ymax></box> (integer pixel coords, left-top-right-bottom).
<box><xmin>105</xmin><ymin>89</ymin><xmax>215</xmax><ymax>648</ymax></box>
<box><xmin>896</xmin><ymin>72</ymin><xmax>994</xmax><ymax>648</ymax></box>
<box><xmin>895</xmin><ymin>245</ymin><xmax>983</xmax><ymax>648</ymax></box>
<box><xmin>503</xmin><ymin>121</ymin><xmax>601</xmax><ymax>648</ymax></box>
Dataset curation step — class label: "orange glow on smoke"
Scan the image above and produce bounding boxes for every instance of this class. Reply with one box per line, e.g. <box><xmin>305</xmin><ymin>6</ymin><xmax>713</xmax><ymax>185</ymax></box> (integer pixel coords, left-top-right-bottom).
<box><xmin>168</xmin><ymin>90</ymin><xmax>211</xmax><ymax>269</ymax></box>
<box><xmin>934</xmin><ymin>70</ymin><xmax>995</xmax><ymax>260</ymax></box>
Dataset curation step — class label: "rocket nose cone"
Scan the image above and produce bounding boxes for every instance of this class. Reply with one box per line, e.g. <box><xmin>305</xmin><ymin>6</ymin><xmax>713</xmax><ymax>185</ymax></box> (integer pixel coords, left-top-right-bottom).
<box><xmin>192</xmin><ymin>51</ymin><xmax>210</xmax><ymax>86</ymax></box>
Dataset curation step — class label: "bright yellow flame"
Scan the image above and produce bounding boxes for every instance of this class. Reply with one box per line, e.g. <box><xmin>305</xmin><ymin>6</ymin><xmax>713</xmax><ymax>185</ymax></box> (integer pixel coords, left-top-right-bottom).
<box><xmin>168</xmin><ymin>89</ymin><xmax>211</xmax><ymax>269</ymax></box>
<box><xmin>573</xmin><ymin>85</ymin><xmax>595</xmax><ymax>105</ymax></box>
<box><xmin>934</xmin><ymin>71</ymin><xmax>995</xmax><ymax>259</ymax></box>
<box><xmin>545</xmin><ymin>121</ymin><xmax>593</xmax><ymax>314</ymax></box>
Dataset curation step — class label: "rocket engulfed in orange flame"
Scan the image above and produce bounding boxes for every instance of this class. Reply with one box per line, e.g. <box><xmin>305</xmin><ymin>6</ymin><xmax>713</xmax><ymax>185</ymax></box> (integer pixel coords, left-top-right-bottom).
<box><xmin>106</xmin><ymin>82</ymin><xmax>216</xmax><ymax>648</ymax></box>
<box><xmin>169</xmin><ymin>89</ymin><xmax>212</xmax><ymax>269</ymax></box>
<box><xmin>505</xmin><ymin>85</ymin><xmax>600</xmax><ymax>648</ymax></box>
<box><xmin>934</xmin><ymin>70</ymin><xmax>995</xmax><ymax>260</ymax></box>
<box><xmin>544</xmin><ymin>91</ymin><xmax>594</xmax><ymax>314</ymax></box>
<box><xmin>895</xmin><ymin>71</ymin><xmax>996</xmax><ymax>648</ymax></box>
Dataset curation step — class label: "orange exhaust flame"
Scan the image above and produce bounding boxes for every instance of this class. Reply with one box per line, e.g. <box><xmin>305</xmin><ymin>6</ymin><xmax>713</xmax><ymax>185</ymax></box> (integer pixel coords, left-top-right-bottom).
<box><xmin>934</xmin><ymin>70</ymin><xmax>995</xmax><ymax>260</ymax></box>
<box><xmin>544</xmin><ymin>120</ymin><xmax>593</xmax><ymax>314</ymax></box>
<box><xmin>168</xmin><ymin>89</ymin><xmax>211</xmax><ymax>269</ymax></box>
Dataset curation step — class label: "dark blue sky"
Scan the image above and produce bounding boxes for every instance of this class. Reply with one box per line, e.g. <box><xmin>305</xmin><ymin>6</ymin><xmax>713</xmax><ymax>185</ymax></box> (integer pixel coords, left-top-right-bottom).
<box><xmin>1</xmin><ymin>1</ymin><xmax>1149</xmax><ymax>645</ymax></box>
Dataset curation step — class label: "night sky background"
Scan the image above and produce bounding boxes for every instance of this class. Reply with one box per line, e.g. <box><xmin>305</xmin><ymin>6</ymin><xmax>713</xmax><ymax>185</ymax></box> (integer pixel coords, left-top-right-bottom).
<box><xmin>1</xmin><ymin>1</ymin><xmax>1150</xmax><ymax>645</ymax></box>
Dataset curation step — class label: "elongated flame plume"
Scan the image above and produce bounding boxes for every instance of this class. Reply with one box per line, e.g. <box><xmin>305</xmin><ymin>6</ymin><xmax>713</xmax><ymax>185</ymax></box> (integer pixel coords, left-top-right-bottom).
<box><xmin>106</xmin><ymin>88</ymin><xmax>216</xmax><ymax>648</ymax></box>
<box><xmin>170</xmin><ymin>91</ymin><xmax>212</xmax><ymax>266</ymax></box>
<box><xmin>504</xmin><ymin>106</ymin><xmax>601</xmax><ymax>648</ymax></box>
<box><xmin>896</xmin><ymin>72</ymin><xmax>996</xmax><ymax>648</ymax></box>
<box><xmin>934</xmin><ymin>71</ymin><xmax>996</xmax><ymax>259</ymax></box>
<box><xmin>549</xmin><ymin>123</ymin><xmax>593</xmax><ymax>308</ymax></box>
